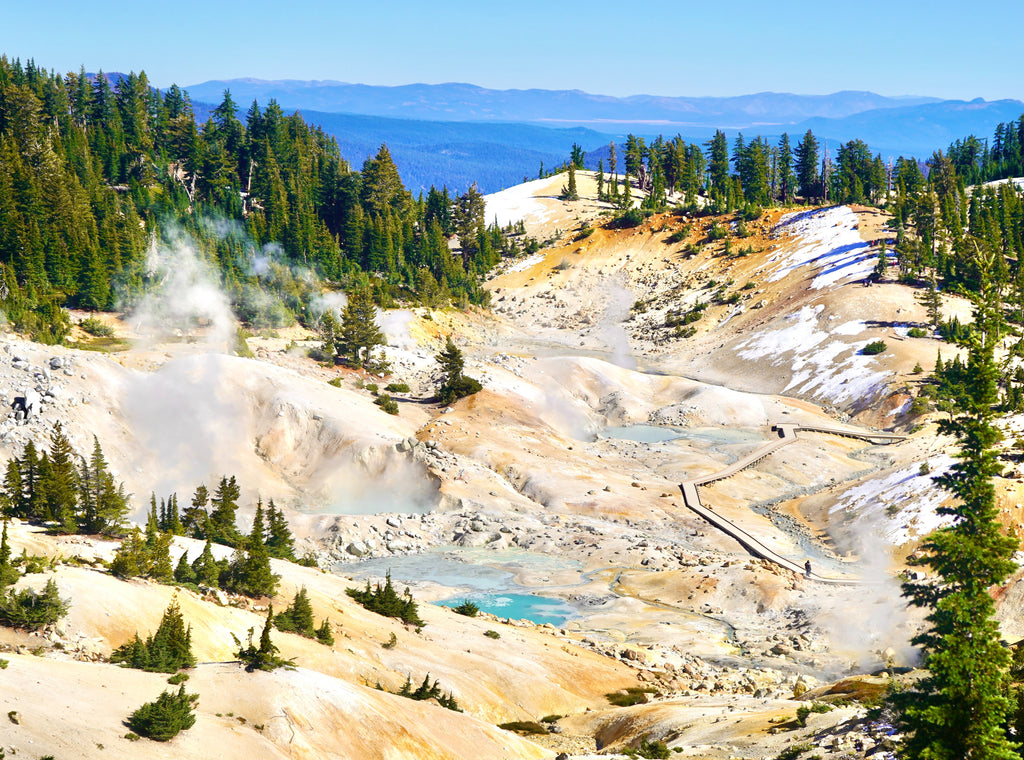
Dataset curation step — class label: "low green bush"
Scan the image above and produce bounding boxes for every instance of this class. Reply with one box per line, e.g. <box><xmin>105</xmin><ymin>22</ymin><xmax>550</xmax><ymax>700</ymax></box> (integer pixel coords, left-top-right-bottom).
<box><xmin>452</xmin><ymin>601</ymin><xmax>479</xmax><ymax>617</ymax></box>
<box><xmin>606</xmin><ymin>687</ymin><xmax>657</xmax><ymax>707</ymax></box>
<box><xmin>375</xmin><ymin>394</ymin><xmax>399</xmax><ymax>415</ymax></box>
<box><xmin>861</xmin><ymin>340</ymin><xmax>887</xmax><ymax>355</ymax></box>
<box><xmin>79</xmin><ymin>316</ymin><xmax>115</xmax><ymax>337</ymax></box>
<box><xmin>498</xmin><ymin>721</ymin><xmax>548</xmax><ymax>735</ymax></box>
<box><xmin>0</xmin><ymin>579</ymin><xmax>68</xmax><ymax>630</ymax></box>
<box><xmin>626</xmin><ymin>737</ymin><xmax>671</xmax><ymax>759</ymax></box>
<box><xmin>127</xmin><ymin>686</ymin><xmax>197</xmax><ymax>742</ymax></box>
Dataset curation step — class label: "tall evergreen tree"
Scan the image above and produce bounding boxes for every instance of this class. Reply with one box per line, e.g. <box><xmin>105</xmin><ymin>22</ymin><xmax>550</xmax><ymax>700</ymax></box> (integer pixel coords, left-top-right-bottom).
<box><xmin>778</xmin><ymin>133</ymin><xmax>795</xmax><ymax>203</ymax></box>
<box><xmin>795</xmin><ymin>129</ymin><xmax>820</xmax><ymax>201</ymax></box>
<box><xmin>265</xmin><ymin>500</ymin><xmax>295</xmax><ymax>561</ymax></box>
<box><xmin>0</xmin><ymin>519</ymin><xmax>19</xmax><ymax>587</ymax></box>
<box><xmin>208</xmin><ymin>475</ymin><xmax>241</xmax><ymax>547</ymax></box>
<box><xmin>899</xmin><ymin>249</ymin><xmax>1020</xmax><ymax>760</ymax></box>
<box><xmin>337</xmin><ymin>287</ymin><xmax>385</xmax><ymax>368</ymax></box>
<box><xmin>435</xmin><ymin>337</ymin><xmax>482</xmax><ymax>404</ymax></box>
<box><xmin>44</xmin><ymin>422</ymin><xmax>79</xmax><ymax>534</ymax></box>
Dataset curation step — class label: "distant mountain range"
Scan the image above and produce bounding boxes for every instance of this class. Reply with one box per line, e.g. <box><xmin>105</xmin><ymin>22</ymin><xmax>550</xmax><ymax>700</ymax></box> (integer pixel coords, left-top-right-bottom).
<box><xmin>183</xmin><ymin>80</ymin><xmax>1024</xmax><ymax>194</ymax></box>
<box><xmin>183</xmin><ymin>80</ymin><xmax>940</xmax><ymax>127</ymax></box>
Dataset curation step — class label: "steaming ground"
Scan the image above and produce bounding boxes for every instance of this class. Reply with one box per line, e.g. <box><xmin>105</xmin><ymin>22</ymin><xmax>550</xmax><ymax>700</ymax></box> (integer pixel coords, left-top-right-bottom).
<box><xmin>5</xmin><ymin>174</ymin><xmax>1024</xmax><ymax>758</ymax></box>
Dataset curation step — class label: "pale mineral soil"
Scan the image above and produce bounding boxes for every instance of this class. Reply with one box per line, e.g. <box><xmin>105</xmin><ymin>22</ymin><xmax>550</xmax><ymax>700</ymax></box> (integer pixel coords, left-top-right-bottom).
<box><xmin>2</xmin><ymin>172</ymin><xmax>1023</xmax><ymax>759</ymax></box>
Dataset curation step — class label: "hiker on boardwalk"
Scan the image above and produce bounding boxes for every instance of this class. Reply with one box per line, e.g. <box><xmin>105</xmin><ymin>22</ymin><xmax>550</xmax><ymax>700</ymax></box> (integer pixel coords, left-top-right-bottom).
<box><xmin>804</xmin><ymin>560</ymin><xmax>812</xmax><ymax>578</ymax></box>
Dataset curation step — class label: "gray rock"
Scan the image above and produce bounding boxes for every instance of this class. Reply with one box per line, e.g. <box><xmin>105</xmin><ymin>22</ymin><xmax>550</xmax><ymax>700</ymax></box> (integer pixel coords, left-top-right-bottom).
<box><xmin>346</xmin><ymin>541</ymin><xmax>370</xmax><ymax>557</ymax></box>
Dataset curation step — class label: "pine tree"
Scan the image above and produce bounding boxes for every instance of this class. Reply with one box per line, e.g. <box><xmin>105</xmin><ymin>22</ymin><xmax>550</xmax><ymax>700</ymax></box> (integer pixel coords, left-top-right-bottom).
<box><xmin>173</xmin><ymin>551</ymin><xmax>196</xmax><ymax>585</ymax></box>
<box><xmin>435</xmin><ymin>337</ymin><xmax>482</xmax><ymax>405</ymax></box>
<box><xmin>227</xmin><ymin>502</ymin><xmax>278</xmax><ymax>598</ymax></box>
<box><xmin>110</xmin><ymin>526</ymin><xmax>148</xmax><ymax>578</ymax></box>
<box><xmin>0</xmin><ymin>458</ymin><xmax>23</xmax><ymax>519</ymax></box>
<box><xmin>315</xmin><ymin>618</ymin><xmax>335</xmax><ymax>646</ymax></box>
<box><xmin>183</xmin><ymin>485</ymin><xmax>209</xmax><ymax>539</ymax></box>
<box><xmin>899</xmin><ymin>249</ymin><xmax>1020</xmax><ymax>760</ymax></box>
<box><xmin>705</xmin><ymin>130</ymin><xmax>730</xmax><ymax>200</ymax></box>
<box><xmin>560</xmin><ymin>163</ymin><xmax>579</xmax><ymax>201</ymax></box>
<box><xmin>275</xmin><ymin>586</ymin><xmax>316</xmax><ymax>636</ymax></box>
<box><xmin>778</xmin><ymin>133</ymin><xmax>795</xmax><ymax>203</ymax></box>
<box><xmin>265</xmin><ymin>500</ymin><xmax>295</xmax><ymax>561</ymax></box>
<box><xmin>337</xmin><ymin>287</ymin><xmax>384</xmax><ymax>368</ymax></box>
<box><xmin>0</xmin><ymin>519</ymin><xmax>19</xmax><ymax>587</ymax></box>
<box><xmin>795</xmin><ymin>130</ymin><xmax>820</xmax><ymax>201</ymax></box>
<box><xmin>45</xmin><ymin>422</ymin><xmax>79</xmax><ymax>534</ymax></box>
<box><xmin>190</xmin><ymin>540</ymin><xmax>220</xmax><ymax>587</ymax></box>
<box><xmin>237</xmin><ymin>606</ymin><xmax>290</xmax><ymax>671</ymax></box>
<box><xmin>80</xmin><ymin>437</ymin><xmax>127</xmax><ymax>536</ymax></box>
<box><xmin>112</xmin><ymin>598</ymin><xmax>195</xmax><ymax>672</ymax></box>
<box><xmin>208</xmin><ymin>476</ymin><xmax>241</xmax><ymax>547</ymax></box>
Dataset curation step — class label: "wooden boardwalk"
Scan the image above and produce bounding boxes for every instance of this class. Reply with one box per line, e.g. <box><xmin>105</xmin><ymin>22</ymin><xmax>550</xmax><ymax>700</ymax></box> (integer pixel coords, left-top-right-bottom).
<box><xmin>679</xmin><ymin>423</ymin><xmax>904</xmax><ymax>584</ymax></box>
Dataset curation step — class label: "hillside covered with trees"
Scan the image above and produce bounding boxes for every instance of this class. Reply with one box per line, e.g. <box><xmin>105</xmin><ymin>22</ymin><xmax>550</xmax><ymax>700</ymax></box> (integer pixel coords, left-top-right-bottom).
<box><xmin>0</xmin><ymin>57</ymin><xmax>537</xmax><ymax>343</ymax></box>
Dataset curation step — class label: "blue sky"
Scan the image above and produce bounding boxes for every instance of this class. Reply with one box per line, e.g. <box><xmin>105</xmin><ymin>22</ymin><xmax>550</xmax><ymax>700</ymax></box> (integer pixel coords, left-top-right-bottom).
<box><xmin>3</xmin><ymin>0</ymin><xmax>1021</xmax><ymax>100</ymax></box>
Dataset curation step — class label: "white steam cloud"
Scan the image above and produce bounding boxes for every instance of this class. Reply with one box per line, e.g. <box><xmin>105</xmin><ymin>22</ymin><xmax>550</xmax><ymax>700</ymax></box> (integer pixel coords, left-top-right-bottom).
<box><xmin>129</xmin><ymin>231</ymin><xmax>235</xmax><ymax>351</ymax></box>
<box><xmin>596</xmin><ymin>276</ymin><xmax>636</xmax><ymax>370</ymax></box>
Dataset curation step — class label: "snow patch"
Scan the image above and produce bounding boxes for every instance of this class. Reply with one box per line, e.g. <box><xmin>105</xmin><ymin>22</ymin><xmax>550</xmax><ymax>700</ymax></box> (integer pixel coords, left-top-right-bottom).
<box><xmin>830</xmin><ymin>457</ymin><xmax>954</xmax><ymax>546</ymax></box>
<box><xmin>736</xmin><ymin>305</ymin><xmax>891</xmax><ymax>405</ymax></box>
<box><xmin>765</xmin><ymin>206</ymin><xmax>875</xmax><ymax>289</ymax></box>
<box><xmin>503</xmin><ymin>253</ymin><xmax>545</xmax><ymax>274</ymax></box>
<box><xmin>485</xmin><ymin>177</ymin><xmax>554</xmax><ymax>228</ymax></box>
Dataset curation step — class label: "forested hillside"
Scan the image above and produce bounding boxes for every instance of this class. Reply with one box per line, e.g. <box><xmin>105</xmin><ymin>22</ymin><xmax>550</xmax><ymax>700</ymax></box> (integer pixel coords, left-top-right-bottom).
<box><xmin>0</xmin><ymin>58</ymin><xmax>532</xmax><ymax>343</ymax></box>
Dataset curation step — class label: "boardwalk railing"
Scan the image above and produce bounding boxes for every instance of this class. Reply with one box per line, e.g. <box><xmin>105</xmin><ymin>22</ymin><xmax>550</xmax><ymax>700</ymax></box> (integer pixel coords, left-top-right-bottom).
<box><xmin>679</xmin><ymin>423</ymin><xmax>903</xmax><ymax>584</ymax></box>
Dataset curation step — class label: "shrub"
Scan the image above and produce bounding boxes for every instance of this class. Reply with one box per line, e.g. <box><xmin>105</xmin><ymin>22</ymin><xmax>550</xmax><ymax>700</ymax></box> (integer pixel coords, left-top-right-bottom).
<box><xmin>706</xmin><ymin>222</ymin><xmax>728</xmax><ymax>241</ymax></box>
<box><xmin>79</xmin><ymin>316</ymin><xmax>115</xmax><ymax>337</ymax></box>
<box><xmin>167</xmin><ymin>672</ymin><xmax>189</xmax><ymax>685</ymax></box>
<box><xmin>0</xmin><ymin>578</ymin><xmax>68</xmax><ymax>630</ymax></box>
<box><xmin>365</xmin><ymin>383</ymin><xmax>379</xmax><ymax>394</ymax></box>
<box><xmin>315</xmin><ymin>619</ymin><xmax>335</xmax><ymax>646</ymax></box>
<box><xmin>127</xmin><ymin>686</ymin><xmax>197</xmax><ymax>741</ymax></box>
<box><xmin>912</xmin><ymin>362</ymin><xmax>924</xmax><ymax>374</ymax></box>
<box><xmin>384</xmin><ymin>382</ymin><xmax>410</xmax><ymax>394</ymax></box>
<box><xmin>861</xmin><ymin>340</ymin><xmax>887</xmax><ymax>355</ymax></box>
<box><xmin>236</xmin><ymin>607</ymin><xmax>292</xmax><ymax>672</ymax></box>
<box><xmin>484</xmin><ymin>629</ymin><xmax>501</xmax><ymax>639</ymax></box>
<box><xmin>665</xmin><ymin>228</ymin><xmax>689</xmax><ymax>244</ymax></box>
<box><xmin>296</xmin><ymin>552</ymin><xmax>320</xmax><ymax>568</ymax></box>
<box><xmin>499</xmin><ymin>721</ymin><xmax>548</xmax><ymax>735</ymax></box>
<box><xmin>391</xmin><ymin>674</ymin><xmax>461</xmax><ymax>711</ymax></box>
<box><xmin>907</xmin><ymin>327</ymin><xmax>928</xmax><ymax>338</ymax></box>
<box><xmin>606</xmin><ymin>687</ymin><xmax>657</xmax><ymax>707</ymax></box>
<box><xmin>452</xmin><ymin>600</ymin><xmax>479</xmax><ymax>617</ymax></box>
<box><xmin>346</xmin><ymin>573</ymin><xmax>424</xmax><ymax>627</ymax></box>
<box><xmin>611</xmin><ymin>208</ymin><xmax>649</xmax><ymax>228</ymax></box>
<box><xmin>327</xmin><ymin>377</ymin><xmax>342</xmax><ymax>387</ymax></box>
<box><xmin>774</xmin><ymin>744</ymin><xmax>814</xmax><ymax>760</ymax></box>
<box><xmin>375</xmin><ymin>394</ymin><xmax>399</xmax><ymax>415</ymax></box>
<box><xmin>627</xmin><ymin>738</ymin><xmax>671</xmax><ymax>759</ymax></box>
